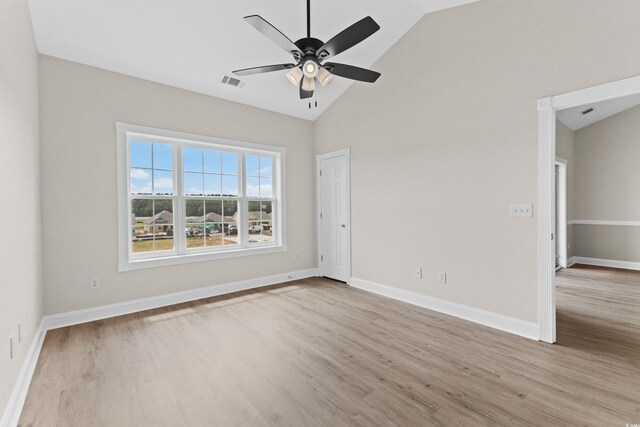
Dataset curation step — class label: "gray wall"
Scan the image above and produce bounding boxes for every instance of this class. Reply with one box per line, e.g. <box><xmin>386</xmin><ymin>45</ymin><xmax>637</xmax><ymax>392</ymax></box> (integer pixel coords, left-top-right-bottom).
<box><xmin>39</xmin><ymin>55</ymin><xmax>316</xmax><ymax>315</ymax></box>
<box><xmin>572</xmin><ymin>105</ymin><xmax>640</xmax><ymax>262</ymax></box>
<box><xmin>315</xmin><ymin>0</ymin><xmax>640</xmax><ymax>323</ymax></box>
<box><xmin>0</xmin><ymin>0</ymin><xmax>43</xmax><ymax>419</ymax></box>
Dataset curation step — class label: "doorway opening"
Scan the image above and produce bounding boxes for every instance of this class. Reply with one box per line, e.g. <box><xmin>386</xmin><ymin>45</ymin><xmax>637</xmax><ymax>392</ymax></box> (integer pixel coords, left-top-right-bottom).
<box><xmin>538</xmin><ymin>75</ymin><xmax>640</xmax><ymax>343</ymax></box>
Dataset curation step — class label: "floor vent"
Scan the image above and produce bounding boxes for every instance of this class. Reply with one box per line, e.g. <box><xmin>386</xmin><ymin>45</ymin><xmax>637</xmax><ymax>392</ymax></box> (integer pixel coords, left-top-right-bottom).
<box><xmin>221</xmin><ymin>75</ymin><xmax>245</xmax><ymax>88</ymax></box>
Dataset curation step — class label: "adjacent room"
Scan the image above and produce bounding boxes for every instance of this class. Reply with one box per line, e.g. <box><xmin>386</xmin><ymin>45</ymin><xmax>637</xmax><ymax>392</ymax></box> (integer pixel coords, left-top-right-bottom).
<box><xmin>2</xmin><ymin>0</ymin><xmax>640</xmax><ymax>426</ymax></box>
<box><xmin>554</xmin><ymin>95</ymin><xmax>640</xmax><ymax>357</ymax></box>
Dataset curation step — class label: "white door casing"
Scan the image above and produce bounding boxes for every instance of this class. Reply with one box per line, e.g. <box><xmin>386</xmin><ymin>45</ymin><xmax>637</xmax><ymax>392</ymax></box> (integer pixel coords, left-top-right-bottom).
<box><xmin>317</xmin><ymin>149</ymin><xmax>351</xmax><ymax>282</ymax></box>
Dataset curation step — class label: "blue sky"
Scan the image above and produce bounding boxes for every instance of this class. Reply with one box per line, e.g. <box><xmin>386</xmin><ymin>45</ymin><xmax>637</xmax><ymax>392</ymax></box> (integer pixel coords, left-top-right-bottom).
<box><xmin>130</xmin><ymin>140</ymin><xmax>273</xmax><ymax>197</ymax></box>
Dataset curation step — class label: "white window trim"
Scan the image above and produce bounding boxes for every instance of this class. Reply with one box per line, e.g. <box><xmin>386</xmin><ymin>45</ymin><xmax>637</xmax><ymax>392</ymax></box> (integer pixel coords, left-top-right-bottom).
<box><xmin>116</xmin><ymin>122</ymin><xmax>287</xmax><ymax>272</ymax></box>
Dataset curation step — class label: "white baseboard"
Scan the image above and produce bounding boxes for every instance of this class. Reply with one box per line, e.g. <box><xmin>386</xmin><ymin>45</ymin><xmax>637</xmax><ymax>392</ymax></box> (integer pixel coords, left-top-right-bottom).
<box><xmin>567</xmin><ymin>257</ymin><xmax>577</xmax><ymax>267</ymax></box>
<box><xmin>570</xmin><ymin>257</ymin><xmax>640</xmax><ymax>271</ymax></box>
<box><xmin>349</xmin><ymin>277</ymin><xmax>540</xmax><ymax>341</ymax></box>
<box><xmin>1</xmin><ymin>320</ymin><xmax>46</xmax><ymax>427</ymax></box>
<box><xmin>43</xmin><ymin>268</ymin><xmax>319</xmax><ymax>330</ymax></box>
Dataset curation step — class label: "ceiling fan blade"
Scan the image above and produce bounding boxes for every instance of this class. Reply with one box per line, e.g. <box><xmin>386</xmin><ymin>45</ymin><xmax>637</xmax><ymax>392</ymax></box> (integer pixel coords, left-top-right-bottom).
<box><xmin>324</xmin><ymin>63</ymin><xmax>381</xmax><ymax>83</ymax></box>
<box><xmin>244</xmin><ymin>15</ymin><xmax>303</xmax><ymax>58</ymax></box>
<box><xmin>233</xmin><ymin>63</ymin><xmax>295</xmax><ymax>76</ymax></box>
<box><xmin>300</xmin><ymin>78</ymin><xmax>314</xmax><ymax>99</ymax></box>
<box><xmin>316</xmin><ymin>16</ymin><xmax>380</xmax><ymax>60</ymax></box>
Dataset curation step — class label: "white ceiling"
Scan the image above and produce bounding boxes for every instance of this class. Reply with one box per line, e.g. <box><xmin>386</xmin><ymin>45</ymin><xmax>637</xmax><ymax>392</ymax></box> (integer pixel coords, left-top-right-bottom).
<box><xmin>28</xmin><ymin>0</ymin><xmax>482</xmax><ymax>121</ymax></box>
<box><xmin>557</xmin><ymin>93</ymin><xmax>640</xmax><ymax>131</ymax></box>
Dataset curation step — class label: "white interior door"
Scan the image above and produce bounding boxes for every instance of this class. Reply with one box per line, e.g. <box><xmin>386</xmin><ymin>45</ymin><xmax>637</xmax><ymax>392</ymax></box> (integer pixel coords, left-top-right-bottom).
<box><xmin>317</xmin><ymin>150</ymin><xmax>350</xmax><ymax>282</ymax></box>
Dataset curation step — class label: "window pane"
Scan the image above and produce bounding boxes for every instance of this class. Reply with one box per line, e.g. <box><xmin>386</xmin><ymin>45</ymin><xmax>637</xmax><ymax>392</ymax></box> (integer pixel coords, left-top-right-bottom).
<box><xmin>206</xmin><ymin>223</ymin><xmax>224</xmax><ymax>246</ymax></box>
<box><xmin>185</xmin><ymin>200</ymin><xmax>204</xmax><ymax>223</ymax></box>
<box><xmin>222</xmin><ymin>152</ymin><xmax>238</xmax><ymax>175</ymax></box>
<box><xmin>261</xmin><ymin>221</ymin><xmax>274</xmax><ymax>243</ymax></box>
<box><xmin>259</xmin><ymin>201</ymin><xmax>273</xmax><ymax>220</ymax></box>
<box><xmin>248</xmin><ymin>200</ymin><xmax>273</xmax><ymax>245</ymax></box>
<box><xmin>184</xmin><ymin>172</ymin><xmax>203</xmax><ymax>196</ymax></box>
<box><xmin>246</xmin><ymin>176</ymin><xmax>259</xmax><ymax>198</ymax></box>
<box><xmin>184</xmin><ymin>147</ymin><xmax>203</xmax><ymax>172</ymax></box>
<box><xmin>153</xmin><ymin>143</ymin><xmax>173</xmax><ymax>170</ymax></box>
<box><xmin>204</xmin><ymin>150</ymin><xmax>221</xmax><ymax>173</ymax></box>
<box><xmin>153</xmin><ymin>170</ymin><xmax>173</xmax><ymax>195</ymax></box>
<box><xmin>186</xmin><ymin>224</ymin><xmax>204</xmax><ymax>248</ymax></box>
<box><xmin>248</xmin><ymin>200</ymin><xmax>261</xmax><ymax>213</ymax></box>
<box><xmin>205</xmin><ymin>200</ymin><xmax>223</xmax><ymax>222</ymax></box>
<box><xmin>223</xmin><ymin>200</ymin><xmax>238</xmax><ymax>218</ymax></box>
<box><xmin>130</xmin><ymin>140</ymin><xmax>152</xmax><ymax>169</ymax></box>
<box><xmin>204</xmin><ymin>174</ymin><xmax>221</xmax><ymax>196</ymax></box>
<box><xmin>246</xmin><ymin>155</ymin><xmax>259</xmax><ymax>177</ymax></box>
<box><xmin>151</xmin><ymin>199</ymin><xmax>174</xmax><ymax>252</ymax></box>
<box><xmin>222</xmin><ymin>175</ymin><xmax>238</xmax><ymax>196</ymax></box>
<box><xmin>260</xmin><ymin>156</ymin><xmax>272</xmax><ymax>177</ymax></box>
<box><xmin>130</xmin><ymin>168</ymin><xmax>152</xmax><ymax>195</ymax></box>
<box><xmin>248</xmin><ymin>221</ymin><xmax>262</xmax><ymax>241</ymax></box>
<box><xmin>223</xmin><ymin>200</ymin><xmax>239</xmax><ymax>246</ymax></box>
<box><xmin>131</xmin><ymin>199</ymin><xmax>153</xmax><ymax>253</ymax></box>
<box><xmin>260</xmin><ymin>177</ymin><xmax>273</xmax><ymax>198</ymax></box>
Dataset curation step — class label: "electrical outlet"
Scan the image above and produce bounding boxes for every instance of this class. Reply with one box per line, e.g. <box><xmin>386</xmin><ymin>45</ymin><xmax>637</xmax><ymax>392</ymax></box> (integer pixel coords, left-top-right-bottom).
<box><xmin>415</xmin><ymin>267</ymin><xmax>423</xmax><ymax>279</ymax></box>
<box><xmin>17</xmin><ymin>323</ymin><xmax>22</xmax><ymax>343</ymax></box>
<box><xmin>439</xmin><ymin>272</ymin><xmax>447</xmax><ymax>284</ymax></box>
<box><xmin>9</xmin><ymin>336</ymin><xmax>14</xmax><ymax>359</ymax></box>
<box><xmin>89</xmin><ymin>278</ymin><xmax>100</xmax><ymax>290</ymax></box>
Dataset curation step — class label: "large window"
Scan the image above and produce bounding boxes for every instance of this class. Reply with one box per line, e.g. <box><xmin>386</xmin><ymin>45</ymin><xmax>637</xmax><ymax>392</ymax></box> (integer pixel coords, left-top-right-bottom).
<box><xmin>117</xmin><ymin>123</ymin><xmax>285</xmax><ymax>271</ymax></box>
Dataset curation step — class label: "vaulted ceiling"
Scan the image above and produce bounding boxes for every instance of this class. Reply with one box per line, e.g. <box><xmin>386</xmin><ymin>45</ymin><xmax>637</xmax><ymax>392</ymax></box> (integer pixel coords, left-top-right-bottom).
<box><xmin>28</xmin><ymin>0</ymin><xmax>481</xmax><ymax>120</ymax></box>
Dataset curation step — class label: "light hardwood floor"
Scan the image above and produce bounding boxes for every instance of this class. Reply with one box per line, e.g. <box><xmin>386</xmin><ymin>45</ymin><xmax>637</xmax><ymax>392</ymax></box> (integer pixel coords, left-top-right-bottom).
<box><xmin>19</xmin><ymin>268</ymin><xmax>640</xmax><ymax>426</ymax></box>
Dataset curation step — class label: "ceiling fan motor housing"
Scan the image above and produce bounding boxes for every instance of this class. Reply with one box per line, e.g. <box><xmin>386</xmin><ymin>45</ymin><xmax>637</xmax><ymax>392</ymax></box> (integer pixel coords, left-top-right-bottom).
<box><xmin>294</xmin><ymin>38</ymin><xmax>325</xmax><ymax>60</ymax></box>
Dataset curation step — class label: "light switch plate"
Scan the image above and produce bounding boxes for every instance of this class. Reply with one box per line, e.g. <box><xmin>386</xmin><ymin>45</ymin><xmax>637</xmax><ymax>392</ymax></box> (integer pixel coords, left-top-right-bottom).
<box><xmin>510</xmin><ymin>204</ymin><xmax>533</xmax><ymax>218</ymax></box>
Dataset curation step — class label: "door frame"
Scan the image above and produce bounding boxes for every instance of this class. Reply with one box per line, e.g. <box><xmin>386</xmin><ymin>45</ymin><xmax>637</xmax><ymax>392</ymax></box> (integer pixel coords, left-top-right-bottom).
<box><xmin>316</xmin><ymin>148</ymin><xmax>351</xmax><ymax>282</ymax></box>
<box><xmin>537</xmin><ymin>74</ymin><xmax>640</xmax><ymax>343</ymax></box>
<box><xmin>555</xmin><ymin>158</ymin><xmax>567</xmax><ymax>270</ymax></box>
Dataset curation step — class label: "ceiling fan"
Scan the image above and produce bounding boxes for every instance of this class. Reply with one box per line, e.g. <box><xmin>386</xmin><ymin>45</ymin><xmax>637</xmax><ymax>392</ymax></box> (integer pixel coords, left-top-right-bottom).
<box><xmin>232</xmin><ymin>0</ymin><xmax>381</xmax><ymax>103</ymax></box>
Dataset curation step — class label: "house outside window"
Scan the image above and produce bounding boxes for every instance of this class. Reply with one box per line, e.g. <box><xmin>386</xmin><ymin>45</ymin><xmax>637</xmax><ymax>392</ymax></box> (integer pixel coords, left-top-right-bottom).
<box><xmin>116</xmin><ymin>122</ymin><xmax>286</xmax><ymax>271</ymax></box>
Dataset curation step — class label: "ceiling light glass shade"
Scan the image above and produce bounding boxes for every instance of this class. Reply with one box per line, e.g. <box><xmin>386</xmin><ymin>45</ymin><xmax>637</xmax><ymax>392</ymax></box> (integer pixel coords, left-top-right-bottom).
<box><xmin>302</xmin><ymin>77</ymin><xmax>316</xmax><ymax>92</ymax></box>
<box><xmin>302</xmin><ymin>60</ymin><xmax>319</xmax><ymax>78</ymax></box>
<box><xmin>317</xmin><ymin>67</ymin><xmax>333</xmax><ymax>87</ymax></box>
<box><xmin>286</xmin><ymin>67</ymin><xmax>303</xmax><ymax>86</ymax></box>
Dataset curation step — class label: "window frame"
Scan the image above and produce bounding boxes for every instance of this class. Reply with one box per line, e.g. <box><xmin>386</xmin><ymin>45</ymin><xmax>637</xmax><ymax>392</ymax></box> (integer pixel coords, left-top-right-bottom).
<box><xmin>117</xmin><ymin>122</ymin><xmax>286</xmax><ymax>272</ymax></box>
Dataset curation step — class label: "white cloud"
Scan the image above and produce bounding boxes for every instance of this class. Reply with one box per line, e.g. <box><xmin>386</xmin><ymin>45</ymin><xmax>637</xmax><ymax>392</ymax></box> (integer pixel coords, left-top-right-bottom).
<box><xmin>246</xmin><ymin>183</ymin><xmax>271</xmax><ymax>198</ymax></box>
<box><xmin>130</xmin><ymin>168</ymin><xmax>150</xmax><ymax>179</ymax></box>
<box><xmin>154</xmin><ymin>177</ymin><xmax>173</xmax><ymax>192</ymax></box>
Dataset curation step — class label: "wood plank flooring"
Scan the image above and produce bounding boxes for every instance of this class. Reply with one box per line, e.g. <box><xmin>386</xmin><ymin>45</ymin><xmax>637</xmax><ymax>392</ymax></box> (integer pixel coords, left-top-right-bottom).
<box><xmin>19</xmin><ymin>268</ymin><xmax>640</xmax><ymax>426</ymax></box>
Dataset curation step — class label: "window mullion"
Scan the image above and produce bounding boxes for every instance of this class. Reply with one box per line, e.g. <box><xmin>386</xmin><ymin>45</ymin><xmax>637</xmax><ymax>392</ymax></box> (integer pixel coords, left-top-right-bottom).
<box><xmin>175</xmin><ymin>142</ymin><xmax>186</xmax><ymax>254</ymax></box>
<box><xmin>240</xmin><ymin>153</ymin><xmax>247</xmax><ymax>248</ymax></box>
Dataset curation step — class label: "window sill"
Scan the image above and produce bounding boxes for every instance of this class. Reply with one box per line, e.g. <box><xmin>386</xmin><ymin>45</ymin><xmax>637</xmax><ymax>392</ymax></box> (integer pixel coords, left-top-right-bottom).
<box><xmin>119</xmin><ymin>244</ymin><xmax>287</xmax><ymax>272</ymax></box>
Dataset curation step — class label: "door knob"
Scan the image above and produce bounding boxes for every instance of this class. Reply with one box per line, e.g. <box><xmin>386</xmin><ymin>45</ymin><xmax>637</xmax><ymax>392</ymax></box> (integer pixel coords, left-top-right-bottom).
<box><xmin>341</xmin><ymin>224</ymin><xmax>346</xmax><ymax>228</ymax></box>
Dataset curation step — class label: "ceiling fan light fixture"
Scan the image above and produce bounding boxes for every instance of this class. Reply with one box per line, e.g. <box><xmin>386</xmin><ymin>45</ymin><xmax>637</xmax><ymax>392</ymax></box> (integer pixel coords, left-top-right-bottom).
<box><xmin>286</xmin><ymin>67</ymin><xmax>303</xmax><ymax>86</ymax></box>
<box><xmin>302</xmin><ymin>60</ymin><xmax>319</xmax><ymax>79</ymax></box>
<box><xmin>317</xmin><ymin>67</ymin><xmax>333</xmax><ymax>87</ymax></box>
<box><xmin>302</xmin><ymin>77</ymin><xmax>316</xmax><ymax>92</ymax></box>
